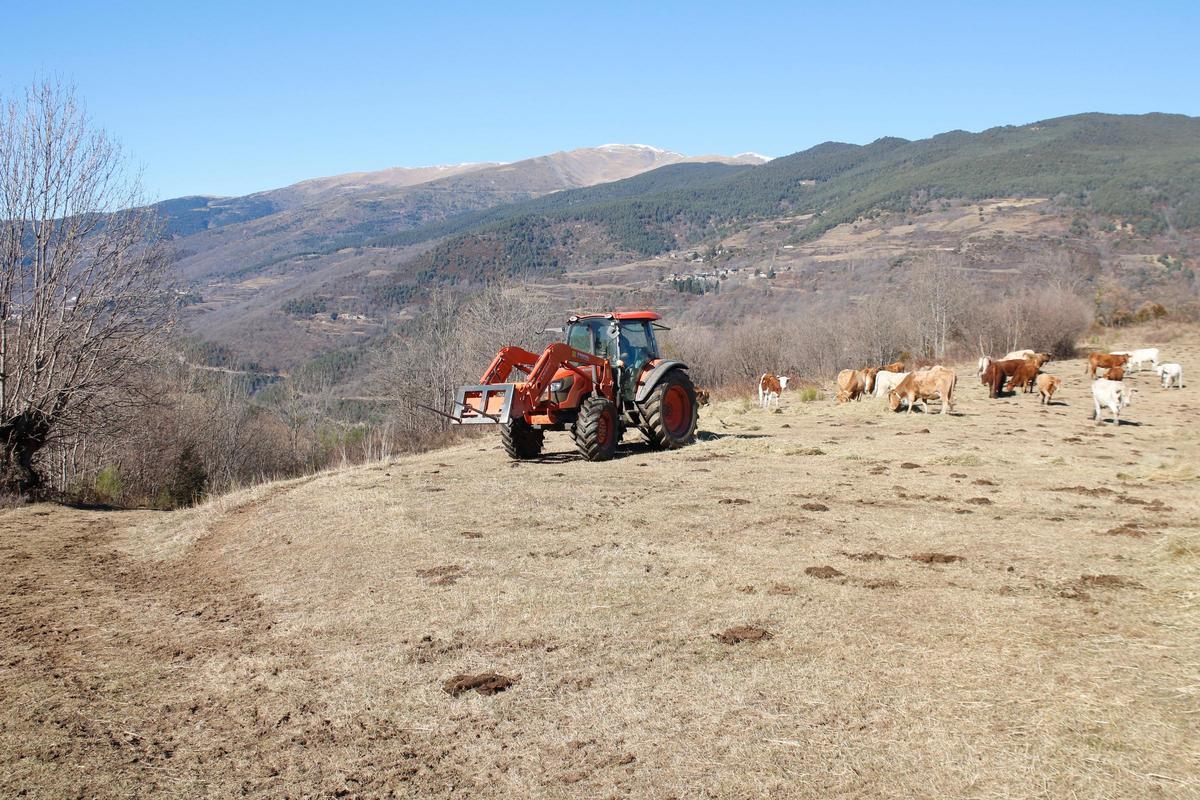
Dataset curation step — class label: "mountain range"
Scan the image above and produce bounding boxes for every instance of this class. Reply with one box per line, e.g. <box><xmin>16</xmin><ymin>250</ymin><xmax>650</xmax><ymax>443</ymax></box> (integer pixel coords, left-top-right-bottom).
<box><xmin>164</xmin><ymin>114</ymin><xmax>1200</xmax><ymax>374</ymax></box>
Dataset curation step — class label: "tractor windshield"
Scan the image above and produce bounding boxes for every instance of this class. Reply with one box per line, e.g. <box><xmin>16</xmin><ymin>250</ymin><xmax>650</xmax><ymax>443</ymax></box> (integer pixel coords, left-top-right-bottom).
<box><xmin>565</xmin><ymin>318</ymin><xmax>659</xmax><ymax>371</ymax></box>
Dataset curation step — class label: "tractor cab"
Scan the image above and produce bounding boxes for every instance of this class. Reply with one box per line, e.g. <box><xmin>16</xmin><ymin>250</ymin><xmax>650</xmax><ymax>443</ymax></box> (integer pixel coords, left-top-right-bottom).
<box><xmin>565</xmin><ymin>312</ymin><xmax>661</xmax><ymax>397</ymax></box>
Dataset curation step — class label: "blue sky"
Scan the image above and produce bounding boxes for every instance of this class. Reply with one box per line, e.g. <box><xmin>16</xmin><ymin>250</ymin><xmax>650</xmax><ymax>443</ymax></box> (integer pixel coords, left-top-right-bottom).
<box><xmin>3</xmin><ymin>1</ymin><xmax>1197</xmax><ymax>199</ymax></box>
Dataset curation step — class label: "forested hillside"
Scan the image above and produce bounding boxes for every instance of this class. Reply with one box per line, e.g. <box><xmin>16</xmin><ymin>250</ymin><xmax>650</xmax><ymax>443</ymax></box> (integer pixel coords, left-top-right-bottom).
<box><xmin>388</xmin><ymin>113</ymin><xmax>1199</xmax><ymax>288</ymax></box>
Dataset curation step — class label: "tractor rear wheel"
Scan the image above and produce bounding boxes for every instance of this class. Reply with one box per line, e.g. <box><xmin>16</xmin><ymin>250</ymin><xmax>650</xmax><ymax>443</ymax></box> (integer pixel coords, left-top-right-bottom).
<box><xmin>639</xmin><ymin>368</ymin><xmax>698</xmax><ymax>449</ymax></box>
<box><xmin>574</xmin><ymin>396</ymin><xmax>619</xmax><ymax>462</ymax></box>
<box><xmin>501</xmin><ymin>419</ymin><xmax>544</xmax><ymax>460</ymax></box>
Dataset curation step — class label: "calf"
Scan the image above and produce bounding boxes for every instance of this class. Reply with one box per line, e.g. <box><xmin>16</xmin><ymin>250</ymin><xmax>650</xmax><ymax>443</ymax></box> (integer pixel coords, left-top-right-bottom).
<box><xmin>1155</xmin><ymin>362</ymin><xmax>1184</xmax><ymax>389</ymax></box>
<box><xmin>1091</xmin><ymin>378</ymin><xmax>1132</xmax><ymax>426</ymax></box>
<box><xmin>1009</xmin><ymin>358</ymin><xmax>1041</xmax><ymax>393</ymax></box>
<box><xmin>1035</xmin><ymin>373</ymin><xmax>1062</xmax><ymax>405</ymax></box>
<box><xmin>976</xmin><ymin>356</ymin><xmax>992</xmax><ymax>378</ymax></box>
<box><xmin>1104</xmin><ymin>365</ymin><xmax>1125</xmax><ymax>381</ymax></box>
<box><xmin>758</xmin><ymin>373</ymin><xmax>789</xmax><ymax>409</ymax></box>
<box><xmin>1110</xmin><ymin>348</ymin><xmax>1159</xmax><ymax>372</ymax></box>
<box><xmin>888</xmin><ymin>366</ymin><xmax>956</xmax><ymax>415</ymax></box>
<box><xmin>1086</xmin><ymin>352</ymin><xmax>1129</xmax><ymax>378</ymax></box>
<box><xmin>981</xmin><ymin>359</ymin><xmax>1024</xmax><ymax>398</ymax></box>
<box><xmin>873</xmin><ymin>370</ymin><xmax>909</xmax><ymax>398</ymax></box>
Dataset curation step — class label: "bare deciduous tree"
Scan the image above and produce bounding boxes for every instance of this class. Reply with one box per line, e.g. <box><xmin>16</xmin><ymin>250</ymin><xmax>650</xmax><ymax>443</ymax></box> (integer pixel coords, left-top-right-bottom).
<box><xmin>0</xmin><ymin>82</ymin><xmax>172</xmax><ymax>492</ymax></box>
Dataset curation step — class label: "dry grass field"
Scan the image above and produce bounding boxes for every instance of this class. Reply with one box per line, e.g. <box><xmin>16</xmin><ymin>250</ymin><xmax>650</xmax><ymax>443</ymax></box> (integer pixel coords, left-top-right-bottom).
<box><xmin>3</xmin><ymin>327</ymin><xmax>1199</xmax><ymax>799</ymax></box>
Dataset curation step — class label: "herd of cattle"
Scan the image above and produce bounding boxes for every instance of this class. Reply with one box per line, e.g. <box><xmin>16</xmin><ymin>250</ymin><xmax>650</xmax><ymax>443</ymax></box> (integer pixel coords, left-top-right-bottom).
<box><xmin>756</xmin><ymin>346</ymin><xmax>1184</xmax><ymax>425</ymax></box>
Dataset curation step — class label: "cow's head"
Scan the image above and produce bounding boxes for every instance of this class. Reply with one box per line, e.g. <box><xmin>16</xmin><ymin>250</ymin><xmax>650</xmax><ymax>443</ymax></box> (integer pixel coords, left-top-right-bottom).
<box><xmin>1122</xmin><ymin>388</ymin><xmax>1133</xmax><ymax>408</ymax></box>
<box><xmin>887</xmin><ymin>390</ymin><xmax>903</xmax><ymax>412</ymax></box>
<box><xmin>779</xmin><ymin>376</ymin><xmax>790</xmax><ymax>391</ymax></box>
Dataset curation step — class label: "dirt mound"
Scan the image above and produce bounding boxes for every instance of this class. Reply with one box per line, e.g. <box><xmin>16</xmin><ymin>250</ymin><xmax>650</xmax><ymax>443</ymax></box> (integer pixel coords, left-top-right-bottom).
<box><xmin>842</xmin><ymin>551</ymin><xmax>889</xmax><ymax>561</ymax></box>
<box><xmin>911</xmin><ymin>553</ymin><xmax>964</xmax><ymax>564</ymax></box>
<box><xmin>801</xmin><ymin>502</ymin><xmax>829</xmax><ymax>512</ymax></box>
<box><xmin>719</xmin><ymin>498</ymin><xmax>750</xmax><ymax>505</ymax></box>
<box><xmin>1051</xmin><ymin>485</ymin><xmax>1117</xmax><ymax>496</ymax></box>
<box><xmin>1104</xmin><ymin>522</ymin><xmax>1150</xmax><ymax>538</ymax></box>
<box><xmin>417</xmin><ymin>565</ymin><xmax>465</xmax><ymax>585</ymax></box>
<box><xmin>713</xmin><ymin>625</ymin><xmax>773</xmax><ymax>644</ymax></box>
<box><xmin>443</xmin><ymin>672</ymin><xmax>519</xmax><ymax>697</ymax></box>
<box><xmin>1080</xmin><ymin>574</ymin><xmax>1143</xmax><ymax>589</ymax></box>
<box><xmin>965</xmin><ymin>497</ymin><xmax>992</xmax><ymax>505</ymax></box>
<box><xmin>805</xmin><ymin>566</ymin><xmax>844</xmax><ymax>579</ymax></box>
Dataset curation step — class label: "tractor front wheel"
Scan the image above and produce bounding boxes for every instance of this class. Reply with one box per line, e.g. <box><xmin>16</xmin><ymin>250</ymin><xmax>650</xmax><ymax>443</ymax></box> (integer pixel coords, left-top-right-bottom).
<box><xmin>639</xmin><ymin>369</ymin><xmax>698</xmax><ymax>449</ymax></box>
<box><xmin>501</xmin><ymin>419</ymin><xmax>544</xmax><ymax>460</ymax></box>
<box><xmin>574</xmin><ymin>396</ymin><xmax>619</xmax><ymax>462</ymax></box>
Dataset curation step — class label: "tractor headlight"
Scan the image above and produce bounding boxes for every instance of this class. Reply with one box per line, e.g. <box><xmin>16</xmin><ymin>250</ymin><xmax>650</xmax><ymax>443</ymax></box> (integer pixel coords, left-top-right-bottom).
<box><xmin>548</xmin><ymin>375</ymin><xmax>574</xmax><ymax>402</ymax></box>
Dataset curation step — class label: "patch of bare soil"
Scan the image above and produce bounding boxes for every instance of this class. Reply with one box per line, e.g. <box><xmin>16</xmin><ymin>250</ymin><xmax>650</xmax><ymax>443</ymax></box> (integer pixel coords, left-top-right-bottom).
<box><xmin>443</xmin><ymin>672</ymin><xmax>519</xmax><ymax>697</ymax></box>
<box><xmin>801</xmin><ymin>502</ymin><xmax>829</xmax><ymax>512</ymax></box>
<box><xmin>417</xmin><ymin>564</ymin><xmax>465</xmax><ymax>584</ymax></box>
<box><xmin>1050</xmin><ymin>485</ymin><xmax>1117</xmax><ymax>497</ymax></box>
<box><xmin>1080</xmin><ymin>574</ymin><xmax>1143</xmax><ymax>590</ymax></box>
<box><xmin>911</xmin><ymin>553</ymin><xmax>965</xmax><ymax>564</ymax></box>
<box><xmin>841</xmin><ymin>551</ymin><xmax>890</xmax><ymax>561</ymax></box>
<box><xmin>713</xmin><ymin>625</ymin><xmax>773</xmax><ymax>644</ymax></box>
<box><xmin>1103</xmin><ymin>522</ymin><xmax>1152</xmax><ymax>538</ymax></box>
<box><xmin>805</xmin><ymin>565</ymin><xmax>845</xmax><ymax>579</ymax></box>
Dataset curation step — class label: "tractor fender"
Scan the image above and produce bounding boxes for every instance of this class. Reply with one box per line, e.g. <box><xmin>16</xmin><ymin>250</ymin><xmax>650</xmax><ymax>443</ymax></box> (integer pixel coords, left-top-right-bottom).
<box><xmin>634</xmin><ymin>360</ymin><xmax>689</xmax><ymax>403</ymax></box>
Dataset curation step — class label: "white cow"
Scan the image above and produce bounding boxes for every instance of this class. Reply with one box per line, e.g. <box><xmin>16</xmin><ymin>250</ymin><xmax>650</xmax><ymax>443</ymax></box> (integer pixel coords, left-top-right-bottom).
<box><xmin>1155</xmin><ymin>362</ymin><xmax>1184</xmax><ymax>389</ymax></box>
<box><xmin>1091</xmin><ymin>378</ymin><xmax>1133</xmax><ymax>426</ymax></box>
<box><xmin>976</xmin><ymin>356</ymin><xmax>992</xmax><ymax>378</ymax></box>
<box><xmin>1003</xmin><ymin>349</ymin><xmax>1035</xmax><ymax>361</ymax></box>
<box><xmin>1110</xmin><ymin>348</ymin><xmax>1159</xmax><ymax>372</ymax></box>
<box><xmin>873</xmin><ymin>370</ymin><xmax>910</xmax><ymax>398</ymax></box>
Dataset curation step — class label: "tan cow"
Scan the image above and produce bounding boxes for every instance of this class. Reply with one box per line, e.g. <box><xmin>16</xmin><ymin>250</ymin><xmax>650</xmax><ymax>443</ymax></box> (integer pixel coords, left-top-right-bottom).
<box><xmin>1036</xmin><ymin>374</ymin><xmax>1062</xmax><ymax>405</ymax></box>
<box><xmin>835</xmin><ymin>369</ymin><xmax>874</xmax><ymax>403</ymax></box>
<box><xmin>888</xmin><ymin>366</ymin><xmax>957</xmax><ymax>415</ymax></box>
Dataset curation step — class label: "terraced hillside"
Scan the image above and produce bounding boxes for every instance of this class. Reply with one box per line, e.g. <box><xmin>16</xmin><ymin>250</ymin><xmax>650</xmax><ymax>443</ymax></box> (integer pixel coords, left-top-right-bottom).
<box><xmin>2</xmin><ymin>325</ymin><xmax>1198</xmax><ymax>798</ymax></box>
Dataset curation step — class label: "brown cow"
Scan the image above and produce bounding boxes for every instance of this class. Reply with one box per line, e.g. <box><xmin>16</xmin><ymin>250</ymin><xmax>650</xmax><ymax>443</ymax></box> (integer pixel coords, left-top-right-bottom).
<box><xmin>888</xmin><ymin>366</ymin><xmax>956</xmax><ymax>415</ymax></box>
<box><xmin>1010</xmin><ymin>358</ymin><xmax>1041</xmax><ymax>393</ymax></box>
<box><xmin>879</xmin><ymin>361</ymin><xmax>904</xmax><ymax>373</ymax></box>
<box><xmin>1104</xmin><ymin>365</ymin><xmax>1125</xmax><ymax>381</ymax></box>
<box><xmin>835</xmin><ymin>369</ymin><xmax>868</xmax><ymax>403</ymax></box>
<box><xmin>981</xmin><ymin>359</ymin><xmax>1024</xmax><ymax>398</ymax></box>
<box><xmin>1036</xmin><ymin>374</ymin><xmax>1062</xmax><ymax>405</ymax></box>
<box><xmin>758</xmin><ymin>373</ymin><xmax>789</xmax><ymax>409</ymax></box>
<box><xmin>1087</xmin><ymin>352</ymin><xmax>1129</xmax><ymax>378</ymax></box>
<box><xmin>1031</xmin><ymin>353</ymin><xmax>1052</xmax><ymax>369</ymax></box>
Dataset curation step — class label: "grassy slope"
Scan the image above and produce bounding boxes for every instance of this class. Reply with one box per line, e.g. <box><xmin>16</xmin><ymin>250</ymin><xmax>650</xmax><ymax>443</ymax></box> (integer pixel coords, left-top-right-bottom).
<box><xmin>3</xmin><ymin>324</ymin><xmax>1198</xmax><ymax>798</ymax></box>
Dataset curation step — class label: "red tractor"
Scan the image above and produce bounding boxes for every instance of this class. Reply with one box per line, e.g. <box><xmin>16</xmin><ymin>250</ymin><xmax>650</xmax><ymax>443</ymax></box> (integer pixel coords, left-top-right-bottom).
<box><xmin>449</xmin><ymin>311</ymin><xmax>698</xmax><ymax>461</ymax></box>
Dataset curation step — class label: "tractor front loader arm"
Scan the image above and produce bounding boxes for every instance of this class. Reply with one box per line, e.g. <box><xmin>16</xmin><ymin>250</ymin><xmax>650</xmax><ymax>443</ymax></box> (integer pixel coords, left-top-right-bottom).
<box><xmin>452</xmin><ymin>342</ymin><xmax>613</xmax><ymax>425</ymax></box>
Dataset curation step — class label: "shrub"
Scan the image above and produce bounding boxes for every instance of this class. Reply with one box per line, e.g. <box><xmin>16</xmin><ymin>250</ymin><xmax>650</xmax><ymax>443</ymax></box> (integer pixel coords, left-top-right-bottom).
<box><xmin>798</xmin><ymin>387</ymin><xmax>821</xmax><ymax>402</ymax></box>
<box><xmin>94</xmin><ymin>467</ymin><xmax>123</xmax><ymax>505</ymax></box>
<box><xmin>167</xmin><ymin>445</ymin><xmax>207</xmax><ymax>508</ymax></box>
